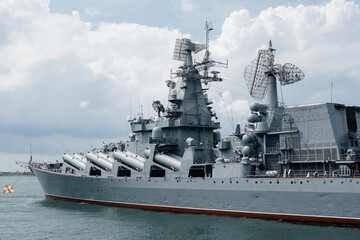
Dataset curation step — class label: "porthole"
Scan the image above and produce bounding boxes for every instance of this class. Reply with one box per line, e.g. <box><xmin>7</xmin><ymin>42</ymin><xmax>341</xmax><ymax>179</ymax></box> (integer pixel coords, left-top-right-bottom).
<box><xmin>236</xmin><ymin>181</ymin><xmax>239</xmax><ymax>184</ymax></box>
<box><xmin>291</xmin><ymin>181</ymin><xmax>293</xmax><ymax>184</ymax></box>
<box><xmin>269</xmin><ymin>181</ymin><xmax>272</xmax><ymax>184</ymax></box>
<box><xmin>255</xmin><ymin>181</ymin><xmax>258</xmax><ymax>184</ymax></box>
<box><xmin>300</xmin><ymin>181</ymin><xmax>303</xmax><ymax>184</ymax></box>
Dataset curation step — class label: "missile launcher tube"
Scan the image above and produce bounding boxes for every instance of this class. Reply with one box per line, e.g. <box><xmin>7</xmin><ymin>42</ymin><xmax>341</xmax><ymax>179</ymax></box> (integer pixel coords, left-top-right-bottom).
<box><xmin>113</xmin><ymin>151</ymin><xmax>144</xmax><ymax>171</ymax></box>
<box><xmin>122</xmin><ymin>151</ymin><xmax>146</xmax><ymax>162</ymax></box>
<box><xmin>96</xmin><ymin>152</ymin><xmax>115</xmax><ymax>163</ymax></box>
<box><xmin>86</xmin><ymin>152</ymin><xmax>113</xmax><ymax>171</ymax></box>
<box><xmin>153</xmin><ymin>153</ymin><xmax>181</xmax><ymax>171</ymax></box>
<box><xmin>73</xmin><ymin>153</ymin><xmax>87</xmax><ymax>162</ymax></box>
<box><xmin>62</xmin><ymin>154</ymin><xmax>86</xmax><ymax>170</ymax></box>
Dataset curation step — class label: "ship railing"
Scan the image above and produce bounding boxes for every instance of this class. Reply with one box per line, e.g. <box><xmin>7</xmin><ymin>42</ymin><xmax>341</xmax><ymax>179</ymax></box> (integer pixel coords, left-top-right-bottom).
<box><xmin>268</xmin><ymin>127</ymin><xmax>298</xmax><ymax>132</ymax></box>
<box><xmin>285</xmin><ymin>170</ymin><xmax>338</xmax><ymax>178</ymax></box>
<box><xmin>265</xmin><ymin>147</ymin><xmax>280</xmax><ymax>154</ymax></box>
<box><xmin>338</xmin><ymin>154</ymin><xmax>360</xmax><ymax>161</ymax></box>
<box><xmin>249</xmin><ymin>170</ymin><xmax>343</xmax><ymax>178</ymax></box>
<box><xmin>149</xmin><ymin>138</ymin><xmax>166</xmax><ymax>144</ymax></box>
<box><xmin>149</xmin><ymin>138</ymin><xmax>178</xmax><ymax>145</ymax></box>
<box><xmin>290</xmin><ymin>154</ymin><xmax>329</xmax><ymax>162</ymax></box>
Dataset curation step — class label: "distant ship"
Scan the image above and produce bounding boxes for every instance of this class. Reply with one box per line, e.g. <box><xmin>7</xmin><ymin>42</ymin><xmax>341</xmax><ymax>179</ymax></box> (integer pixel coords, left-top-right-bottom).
<box><xmin>30</xmin><ymin>23</ymin><xmax>360</xmax><ymax>225</ymax></box>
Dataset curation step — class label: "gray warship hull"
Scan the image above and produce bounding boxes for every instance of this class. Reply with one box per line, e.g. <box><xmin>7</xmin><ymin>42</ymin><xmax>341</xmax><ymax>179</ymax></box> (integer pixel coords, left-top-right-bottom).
<box><xmin>30</xmin><ymin>25</ymin><xmax>360</xmax><ymax>225</ymax></box>
<box><xmin>30</xmin><ymin>166</ymin><xmax>360</xmax><ymax>224</ymax></box>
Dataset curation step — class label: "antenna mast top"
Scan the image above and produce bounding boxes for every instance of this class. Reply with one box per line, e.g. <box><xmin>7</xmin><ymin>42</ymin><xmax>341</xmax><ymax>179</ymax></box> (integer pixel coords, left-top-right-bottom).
<box><xmin>203</xmin><ymin>21</ymin><xmax>213</xmax><ymax>63</ymax></box>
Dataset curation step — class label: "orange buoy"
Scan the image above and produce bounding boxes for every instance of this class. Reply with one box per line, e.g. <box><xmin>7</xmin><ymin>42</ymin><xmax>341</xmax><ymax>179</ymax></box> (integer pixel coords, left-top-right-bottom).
<box><xmin>8</xmin><ymin>186</ymin><xmax>14</xmax><ymax>193</ymax></box>
<box><xmin>2</xmin><ymin>185</ymin><xmax>9</xmax><ymax>193</ymax></box>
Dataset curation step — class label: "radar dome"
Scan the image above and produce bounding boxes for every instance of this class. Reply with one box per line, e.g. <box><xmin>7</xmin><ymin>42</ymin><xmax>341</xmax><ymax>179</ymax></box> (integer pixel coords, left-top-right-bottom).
<box><xmin>242</xmin><ymin>146</ymin><xmax>253</xmax><ymax>156</ymax></box>
<box><xmin>152</xmin><ymin>127</ymin><xmax>163</xmax><ymax>140</ymax></box>
<box><xmin>247</xmin><ymin>113</ymin><xmax>261</xmax><ymax>123</ymax></box>
<box><xmin>250</xmin><ymin>103</ymin><xmax>267</xmax><ymax>112</ymax></box>
<box><xmin>170</xmin><ymin>89</ymin><xmax>177</xmax><ymax>98</ymax></box>
<box><xmin>242</xmin><ymin>134</ymin><xmax>254</xmax><ymax>144</ymax></box>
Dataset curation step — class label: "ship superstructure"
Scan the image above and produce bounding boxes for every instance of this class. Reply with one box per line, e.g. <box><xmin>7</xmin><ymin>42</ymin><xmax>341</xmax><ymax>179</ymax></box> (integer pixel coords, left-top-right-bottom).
<box><xmin>30</xmin><ymin>23</ymin><xmax>360</xmax><ymax>225</ymax></box>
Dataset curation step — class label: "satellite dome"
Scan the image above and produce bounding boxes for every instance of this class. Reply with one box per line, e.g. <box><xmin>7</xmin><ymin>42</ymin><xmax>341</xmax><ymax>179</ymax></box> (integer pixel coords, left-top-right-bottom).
<box><xmin>152</xmin><ymin>127</ymin><xmax>163</xmax><ymax>140</ymax></box>
<box><xmin>170</xmin><ymin>89</ymin><xmax>177</xmax><ymax>98</ymax></box>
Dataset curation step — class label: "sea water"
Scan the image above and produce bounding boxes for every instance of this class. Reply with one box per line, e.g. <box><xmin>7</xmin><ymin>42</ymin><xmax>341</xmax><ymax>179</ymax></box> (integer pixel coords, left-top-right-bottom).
<box><xmin>1</xmin><ymin>176</ymin><xmax>360</xmax><ymax>240</ymax></box>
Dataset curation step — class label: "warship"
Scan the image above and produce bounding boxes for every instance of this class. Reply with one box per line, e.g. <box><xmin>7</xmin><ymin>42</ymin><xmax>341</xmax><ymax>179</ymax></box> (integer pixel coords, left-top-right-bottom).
<box><xmin>29</xmin><ymin>23</ymin><xmax>360</xmax><ymax>224</ymax></box>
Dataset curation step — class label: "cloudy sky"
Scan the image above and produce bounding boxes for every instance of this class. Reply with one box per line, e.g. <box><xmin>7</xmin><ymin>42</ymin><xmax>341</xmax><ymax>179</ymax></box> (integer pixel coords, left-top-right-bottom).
<box><xmin>1</xmin><ymin>0</ymin><xmax>360</xmax><ymax>171</ymax></box>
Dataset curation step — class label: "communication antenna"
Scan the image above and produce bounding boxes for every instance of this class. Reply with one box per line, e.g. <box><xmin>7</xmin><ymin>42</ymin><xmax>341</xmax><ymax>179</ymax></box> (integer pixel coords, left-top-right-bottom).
<box><xmin>29</xmin><ymin>144</ymin><xmax>32</xmax><ymax>162</ymax></box>
<box><xmin>331</xmin><ymin>72</ymin><xmax>333</xmax><ymax>103</ymax></box>
<box><xmin>243</xmin><ymin>41</ymin><xmax>305</xmax><ymax>102</ymax></box>
<box><xmin>202</xmin><ymin>21</ymin><xmax>213</xmax><ymax>78</ymax></box>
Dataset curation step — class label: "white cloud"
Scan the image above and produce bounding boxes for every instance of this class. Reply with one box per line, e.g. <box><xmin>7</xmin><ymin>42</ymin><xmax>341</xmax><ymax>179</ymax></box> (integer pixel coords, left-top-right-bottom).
<box><xmin>79</xmin><ymin>101</ymin><xmax>90</xmax><ymax>109</ymax></box>
<box><xmin>212</xmin><ymin>0</ymin><xmax>360</xmax><ymax>107</ymax></box>
<box><xmin>179</xmin><ymin>0</ymin><xmax>197</xmax><ymax>13</ymax></box>
<box><xmin>0</xmin><ymin>0</ymin><xmax>184</xmax><ymax>136</ymax></box>
<box><xmin>84</xmin><ymin>7</ymin><xmax>101</xmax><ymax>17</ymax></box>
<box><xmin>1</xmin><ymin>0</ymin><xmax>360</xmax><ymax>160</ymax></box>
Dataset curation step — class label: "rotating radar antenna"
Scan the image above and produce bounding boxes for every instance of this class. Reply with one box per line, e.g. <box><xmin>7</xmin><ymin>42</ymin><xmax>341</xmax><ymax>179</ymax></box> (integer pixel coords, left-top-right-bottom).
<box><xmin>243</xmin><ymin>41</ymin><xmax>305</xmax><ymax>100</ymax></box>
<box><xmin>172</xmin><ymin>22</ymin><xmax>228</xmax><ymax>84</ymax></box>
<box><xmin>173</xmin><ymin>38</ymin><xmax>206</xmax><ymax>62</ymax></box>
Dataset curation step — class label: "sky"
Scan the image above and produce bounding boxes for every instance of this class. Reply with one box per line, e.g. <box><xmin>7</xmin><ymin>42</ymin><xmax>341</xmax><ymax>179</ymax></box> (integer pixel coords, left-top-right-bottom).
<box><xmin>1</xmin><ymin>0</ymin><xmax>360</xmax><ymax>171</ymax></box>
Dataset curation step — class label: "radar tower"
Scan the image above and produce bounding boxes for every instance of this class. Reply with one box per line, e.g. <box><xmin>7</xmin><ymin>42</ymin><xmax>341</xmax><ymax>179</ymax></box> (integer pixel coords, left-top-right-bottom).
<box><xmin>243</xmin><ymin>41</ymin><xmax>305</xmax><ymax>110</ymax></box>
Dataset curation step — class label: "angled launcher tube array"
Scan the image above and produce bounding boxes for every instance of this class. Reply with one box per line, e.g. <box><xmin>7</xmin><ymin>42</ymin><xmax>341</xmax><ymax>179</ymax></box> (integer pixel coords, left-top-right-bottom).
<box><xmin>113</xmin><ymin>151</ymin><xmax>145</xmax><ymax>171</ymax></box>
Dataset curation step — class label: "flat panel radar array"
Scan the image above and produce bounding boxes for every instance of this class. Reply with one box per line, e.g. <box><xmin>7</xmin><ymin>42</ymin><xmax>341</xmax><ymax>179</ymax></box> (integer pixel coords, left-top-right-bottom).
<box><xmin>243</xmin><ymin>49</ymin><xmax>274</xmax><ymax>100</ymax></box>
<box><xmin>243</xmin><ymin>41</ymin><xmax>305</xmax><ymax>101</ymax></box>
<box><xmin>173</xmin><ymin>38</ymin><xmax>206</xmax><ymax>62</ymax></box>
